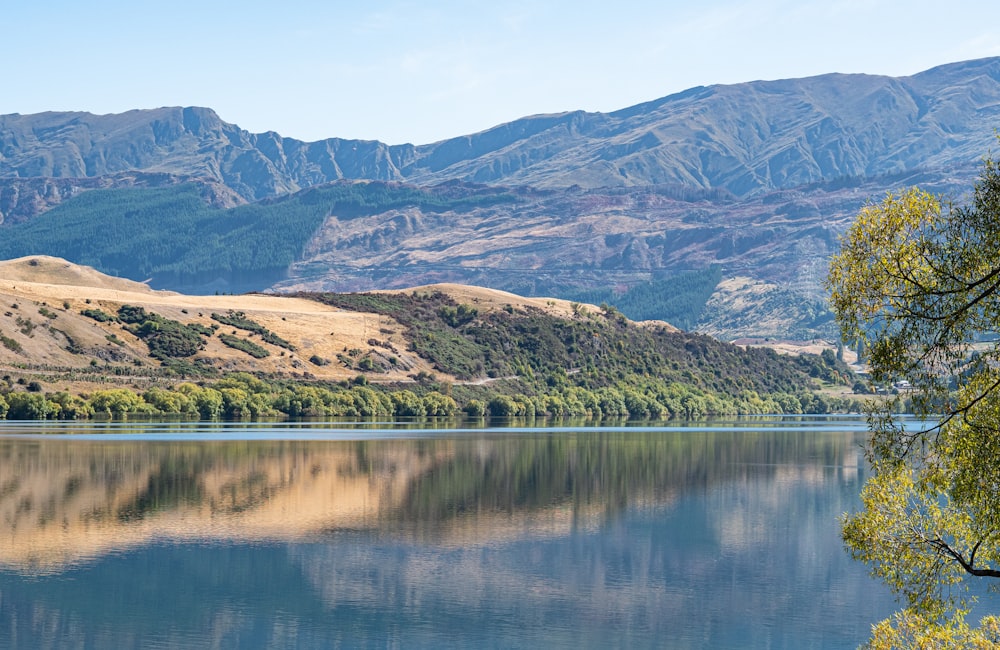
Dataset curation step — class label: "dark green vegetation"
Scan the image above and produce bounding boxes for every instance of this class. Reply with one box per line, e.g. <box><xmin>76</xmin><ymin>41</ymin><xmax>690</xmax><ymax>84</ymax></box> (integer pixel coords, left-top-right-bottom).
<box><xmin>0</xmin><ymin>331</ymin><xmax>22</xmax><ymax>353</ymax></box>
<box><xmin>217</xmin><ymin>334</ymin><xmax>270</xmax><ymax>359</ymax></box>
<box><xmin>80</xmin><ymin>308</ymin><xmax>116</xmax><ymax>323</ymax></box>
<box><xmin>70</xmin><ymin>304</ymin><xmax>289</xmax><ymax>370</ymax></box>
<box><xmin>303</xmin><ymin>290</ymin><xmax>853</xmax><ymax>417</ymax></box>
<box><xmin>116</xmin><ymin>305</ymin><xmax>210</xmax><ymax>361</ymax></box>
<box><xmin>562</xmin><ymin>267</ymin><xmax>723</xmax><ymax>329</ymax></box>
<box><xmin>0</xmin><ymin>182</ymin><xmax>514</xmax><ymax>293</ymax></box>
<box><xmin>309</xmin><ymin>290</ymin><xmax>846</xmax><ymax>388</ymax></box>
<box><xmin>211</xmin><ymin>311</ymin><xmax>295</xmax><ymax>351</ymax></box>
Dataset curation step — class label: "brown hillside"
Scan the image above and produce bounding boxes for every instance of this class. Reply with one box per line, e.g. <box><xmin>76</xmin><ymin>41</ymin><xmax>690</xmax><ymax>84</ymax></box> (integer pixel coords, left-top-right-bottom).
<box><xmin>0</xmin><ymin>257</ymin><xmax>609</xmax><ymax>394</ymax></box>
<box><xmin>0</xmin><ymin>257</ymin><xmax>434</xmax><ymax>391</ymax></box>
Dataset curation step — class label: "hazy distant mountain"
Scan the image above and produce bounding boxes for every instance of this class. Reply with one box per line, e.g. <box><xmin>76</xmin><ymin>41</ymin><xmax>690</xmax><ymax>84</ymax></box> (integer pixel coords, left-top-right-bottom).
<box><xmin>402</xmin><ymin>57</ymin><xmax>1000</xmax><ymax>194</ymax></box>
<box><xmin>3</xmin><ymin>58</ymin><xmax>997</xmax><ymax>204</ymax></box>
<box><xmin>1</xmin><ymin>57</ymin><xmax>998</xmax><ymax>339</ymax></box>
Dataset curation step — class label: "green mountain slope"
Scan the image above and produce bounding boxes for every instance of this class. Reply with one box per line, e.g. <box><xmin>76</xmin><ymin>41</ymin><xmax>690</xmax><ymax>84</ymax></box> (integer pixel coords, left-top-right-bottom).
<box><xmin>0</xmin><ymin>182</ymin><xmax>516</xmax><ymax>293</ymax></box>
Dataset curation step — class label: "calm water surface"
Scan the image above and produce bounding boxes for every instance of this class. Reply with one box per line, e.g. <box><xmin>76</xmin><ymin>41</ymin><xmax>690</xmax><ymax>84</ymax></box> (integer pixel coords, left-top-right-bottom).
<box><xmin>0</xmin><ymin>417</ymin><xmax>906</xmax><ymax>648</ymax></box>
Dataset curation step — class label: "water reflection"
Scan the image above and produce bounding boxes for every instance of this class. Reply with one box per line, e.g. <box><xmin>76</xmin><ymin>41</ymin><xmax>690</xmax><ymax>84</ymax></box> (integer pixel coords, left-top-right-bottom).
<box><xmin>0</xmin><ymin>419</ymin><xmax>897</xmax><ymax>648</ymax></box>
<box><xmin>1</xmin><ymin>422</ymin><xmax>862</xmax><ymax>572</ymax></box>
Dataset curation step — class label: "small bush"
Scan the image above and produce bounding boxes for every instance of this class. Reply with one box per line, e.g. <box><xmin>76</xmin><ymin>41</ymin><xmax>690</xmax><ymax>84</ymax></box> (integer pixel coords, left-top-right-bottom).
<box><xmin>218</xmin><ymin>333</ymin><xmax>270</xmax><ymax>359</ymax></box>
<box><xmin>0</xmin><ymin>332</ymin><xmax>22</xmax><ymax>353</ymax></box>
<box><xmin>81</xmin><ymin>308</ymin><xmax>116</xmax><ymax>323</ymax></box>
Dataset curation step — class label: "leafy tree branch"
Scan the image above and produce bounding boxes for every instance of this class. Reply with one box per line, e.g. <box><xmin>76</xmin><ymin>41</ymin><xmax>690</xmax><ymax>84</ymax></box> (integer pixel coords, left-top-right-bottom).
<box><xmin>828</xmin><ymin>143</ymin><xmax>1000</xmax><ymax>639</ymax></box>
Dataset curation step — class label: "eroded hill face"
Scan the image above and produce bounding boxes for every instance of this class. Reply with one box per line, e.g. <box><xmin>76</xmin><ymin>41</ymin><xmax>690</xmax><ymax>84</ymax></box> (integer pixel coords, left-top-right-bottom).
<box><xmin>0</xmin><ymin>257</ymin><xmax>429</xmax><ymax>390</ymax></box>
<box><xmin>275</xmin><ymin>169</ymin><xmax>976</xmax><ymax>339</ymax></box>
<box><xmin>0</xmin><ymin>257</ymin><xmax>597</xmax><ymax>393</ymax></box>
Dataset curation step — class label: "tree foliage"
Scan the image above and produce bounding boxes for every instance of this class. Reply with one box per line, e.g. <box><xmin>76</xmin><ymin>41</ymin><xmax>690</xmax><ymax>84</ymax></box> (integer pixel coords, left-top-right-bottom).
<box><xmin>117</xmin><ymin>305</ymin><xmax>208</xmax><ymax>359</ymax></box>
<box><xmin>827</xmin><ymin>150</ymin><xmax>1000</xmax><ymax>639</ymax></box>
<box><xmin>863</xmin><ymin>609</ymin><xmax>1000</xmax><ymax>649</ymax></box>
<box><xmin>307</xmin><ymin>289</ymin><xmax>847</xmax><ymax>401</ymax></box>
<box><xmin>561</xmin><ymin>266</ymin><xmax>722</xmax><ymax>329</ymax></box>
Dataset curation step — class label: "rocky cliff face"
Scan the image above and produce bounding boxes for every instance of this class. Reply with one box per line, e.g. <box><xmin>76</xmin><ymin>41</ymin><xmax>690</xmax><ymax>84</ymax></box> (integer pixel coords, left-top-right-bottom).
<box><xmin>0</xmin><ymin>107</ymin><xmax>415</xmax><ymax>203</ymax></box>
<box><xmin>403</xmin><ymin>58</ymin><xmax>1000</xmax><ymax>192</ymax></box>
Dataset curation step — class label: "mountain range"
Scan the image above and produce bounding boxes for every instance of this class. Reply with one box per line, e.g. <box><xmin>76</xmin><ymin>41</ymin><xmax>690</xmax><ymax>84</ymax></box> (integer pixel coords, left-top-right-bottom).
<box><xmin>2</xmin><ymin>57</ymin><xmax>999</xmax><ymax>339</ymax></box>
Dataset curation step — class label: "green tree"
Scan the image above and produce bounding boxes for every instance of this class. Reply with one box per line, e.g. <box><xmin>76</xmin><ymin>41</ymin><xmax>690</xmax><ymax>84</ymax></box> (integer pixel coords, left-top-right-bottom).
<box><xmin>143</xmin><ymin>387</ymin><xmax>195</xmax><ymax>415</ymax></box>
<box><xmin>4</xmin><ymin>392</ymin><xmax>57</xmax><ymax>419</ymax></box>
<box><xmin>463</xmin><ymin>399</ymin><xmax>487</xmax><ymax>417</ymax></box>
<box><xmin>177</xmin><ymin>383</ymin><xmax>224</xmax><ymax>419</ymax></box>
<box><xmin>422</xmin><ymin>391</ymin><xmax>459</xmax><ymax>416</ymax></box>
<box><xmin>88</xmin><ymin>389</ymin><xmax>148</xmax><ymax>417</ymax></box>
<box><xmin>219</xmin><ymin>387</ymin><xmax>252</xmax><ymax>419</ymax></box>
<box><xmin>827</xmin><ymin>151</ymin><xmax>1000</xmax><ymax>639</ymax></box>
<box><xmin>390</xmin><ymin>390</ymin><xmax>426</xmax><ymax>417</ymax></box>
<box><xmin>346</xmin><ymin>385</ymin><xmax>393</xmax><ymax>417</ymax></box>
<box><xmin>48</xmin><ymin>391</ymin><xmax>95</xmax><ymax>419</ymax></box>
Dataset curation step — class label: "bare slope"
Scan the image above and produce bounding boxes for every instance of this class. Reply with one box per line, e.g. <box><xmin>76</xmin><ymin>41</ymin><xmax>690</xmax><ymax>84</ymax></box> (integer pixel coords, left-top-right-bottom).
<box><xmin>0</xmin><ymin>257</ymin><xmax>496</xmax><ymax>389</ymax></box>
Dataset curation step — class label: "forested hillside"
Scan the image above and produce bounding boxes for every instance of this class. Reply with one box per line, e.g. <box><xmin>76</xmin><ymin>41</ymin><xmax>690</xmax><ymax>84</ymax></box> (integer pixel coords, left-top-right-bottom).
<box><xmin>561</xmin><ymin>267</ymin><xmax>723</xmax><ymax>328</ymax></box>
<box><xmin>0</xmin><ymin>182</ymin><xmax>515</xmax><ymax>293</ymax></box>
<box><xmin>302</xmin><ymin>289</ymin><xmax>853</xmax><ymax>416</ymax></box>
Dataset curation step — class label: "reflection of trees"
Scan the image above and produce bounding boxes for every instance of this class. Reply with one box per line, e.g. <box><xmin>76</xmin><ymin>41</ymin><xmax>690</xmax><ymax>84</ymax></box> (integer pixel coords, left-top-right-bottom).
<box><xmin>0</xmin><ymin>423</ymin><xmax>884</xmax><ymax>649</ymax></box>
<box><xmin>290</xmin><ymin>428</ymin><xmax>881</xmax><ymax>649</ymax></box>
<box><xmin>117</xmin><ymin>465</ymin><xmax>208</xmax><ymax>522</ymax></box>
<box><xmin>391</xmin><ymin>428</ymin><xmax>858</xmax><ymax>532</ymax></box>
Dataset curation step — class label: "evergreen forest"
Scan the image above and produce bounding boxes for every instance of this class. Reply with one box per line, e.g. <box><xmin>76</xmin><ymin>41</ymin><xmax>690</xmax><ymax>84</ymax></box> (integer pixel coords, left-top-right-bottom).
<box><xmin>0</xmin><ymin>181</ymin><xmax>515</xmax><ymax>289</ymax></box>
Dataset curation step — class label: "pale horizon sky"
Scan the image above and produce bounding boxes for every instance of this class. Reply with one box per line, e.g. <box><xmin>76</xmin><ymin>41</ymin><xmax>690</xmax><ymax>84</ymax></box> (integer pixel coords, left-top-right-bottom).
<box><xmin>3</xmin><ymin>1</ymin><xmax>1000</xmax><ymax>145</ymax></box>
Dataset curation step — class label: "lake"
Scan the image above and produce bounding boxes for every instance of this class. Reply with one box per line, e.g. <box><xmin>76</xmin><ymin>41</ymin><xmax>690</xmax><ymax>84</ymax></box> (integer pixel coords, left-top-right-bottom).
<box><xmin>1</xmin><ymin>416</ymin><xmax>901</xmax><ymax>648</ymax></box>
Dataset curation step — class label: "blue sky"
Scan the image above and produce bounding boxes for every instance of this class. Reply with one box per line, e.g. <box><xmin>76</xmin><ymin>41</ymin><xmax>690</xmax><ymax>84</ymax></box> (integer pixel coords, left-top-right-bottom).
<box><xmin>4</xmin><ymin>0</ymin><xmax>1000</xmax><ymax>145</ymax></box>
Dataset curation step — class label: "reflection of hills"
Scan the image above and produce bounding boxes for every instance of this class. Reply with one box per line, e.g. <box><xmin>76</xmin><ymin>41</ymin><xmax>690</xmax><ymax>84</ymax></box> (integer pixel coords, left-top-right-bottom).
<box><xmin>0</xmin><ymin>427</ymin><xmax>862</xmax><ymax>572</ymax></box>
<box><xmin>0</xmin><ymin>439</ymin><xmax>445</xmax><ymax>571</ymax></box>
